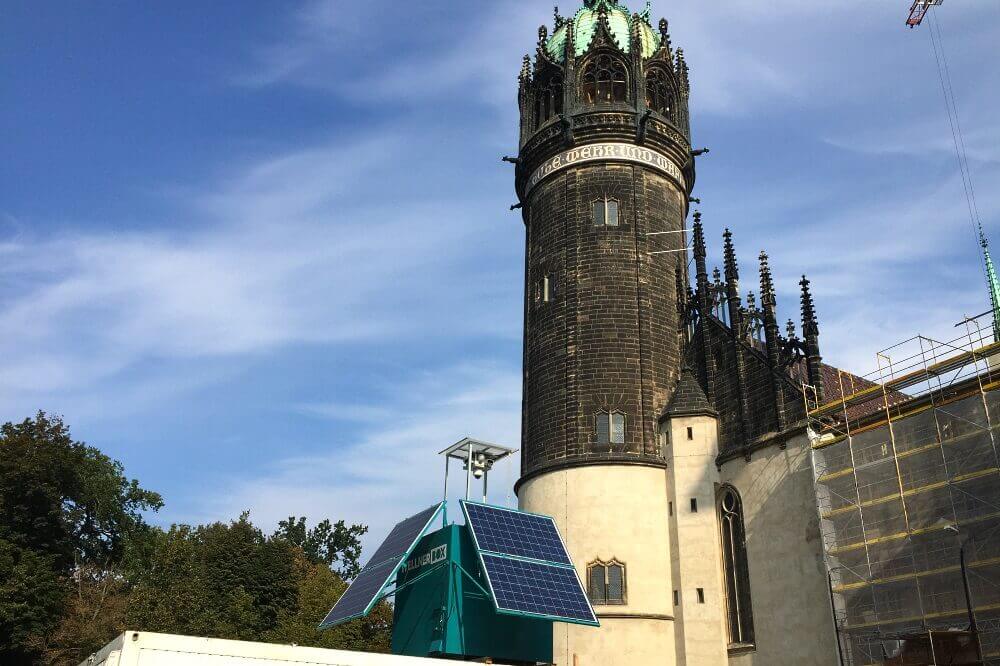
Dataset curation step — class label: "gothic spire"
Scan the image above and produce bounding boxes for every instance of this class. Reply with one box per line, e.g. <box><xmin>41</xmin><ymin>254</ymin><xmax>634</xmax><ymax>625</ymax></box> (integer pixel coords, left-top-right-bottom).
<box><xmin>759</xmin><ymin>251</ymin><xmax>785</xmax><ymax>428</ymax></box>
<box><xmin>723</xmin><ymin>228</ymin><xmax>742</xmax><ymax>330</ymax></box>
<box><xmin>800</xmin><ymin>275</ymin><xmax>825</xmax><ymax>403</ymax></box>
<box><xmin>759</xmin><ymin>251</ymin><xmax>775</xmax><ymax>307</ymax></box>
<box><xmin>980</xmin><ymin>227</ymin><xmax>1000</xmax><ymax>341</ymax></box>
<box><xmin>800</xmin><ymin>276</ymin><xmax>818</xmax><ymax>337</ymax></box>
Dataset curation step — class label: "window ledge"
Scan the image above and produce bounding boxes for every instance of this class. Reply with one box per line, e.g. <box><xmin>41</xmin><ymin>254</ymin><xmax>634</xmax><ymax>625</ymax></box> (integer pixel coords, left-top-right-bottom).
<box><xmin>727</xmin><ymin>643</ymin><xmax>756</xmax><ymax>656</ymax></box>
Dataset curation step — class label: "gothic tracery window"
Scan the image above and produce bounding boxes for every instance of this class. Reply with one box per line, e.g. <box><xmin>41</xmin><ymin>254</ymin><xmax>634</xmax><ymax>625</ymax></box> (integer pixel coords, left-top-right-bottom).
<box><xmin>580</xmin><ymin>54</ymin><xmax>628</xmax><ymax>105</ymax></box>
<box><xmin>719</xmin><ymin>486</ymin><xmax>755</xmax><ymax>646</ymax></box>
<box><xmin>595</xmin><ymin>410</ymin><xmax>626</xmax><ymax>446</ymax></box>
<box><xmin>535</xmin><ymin>74</ymin><xmax>564</xmax><ymax>128</ymax></box>
<box><xmin>645</xmin><ymin>67</ymin><xmax>674</xmax><ymax>120</ymax></box>
<box><xmin>587</xmin><ymin>560</ymin><xmax>626</xmax><ymax>605</ymax></box>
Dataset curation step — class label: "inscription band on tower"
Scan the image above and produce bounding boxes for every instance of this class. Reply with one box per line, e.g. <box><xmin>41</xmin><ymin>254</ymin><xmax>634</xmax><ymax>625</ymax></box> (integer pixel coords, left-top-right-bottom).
<box><xmin>526</xmin><ymin>142</ymin><xmax>685</xmax><ymax>195</ymax></box>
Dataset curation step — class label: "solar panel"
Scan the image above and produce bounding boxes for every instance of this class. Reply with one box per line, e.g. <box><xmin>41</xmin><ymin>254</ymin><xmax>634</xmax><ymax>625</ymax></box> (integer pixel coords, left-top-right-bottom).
<box><xmin>461</xmin><ymin>501</ymin><xmax>598</xmax><ymax>626</ymax></box>
<box><xmin>319</xmin><ymin>502</ymin><xmax>443</xmax><ymax>628</ymax></box>
<box><xmin>462</xmin><ymin>501</ymin><xmax>572</xmax><ymax>565</ymax></box>
<box><xmin>480</xmin><ymin>554</ymin><xmax>598</xmax><ymax>625</ymax></box>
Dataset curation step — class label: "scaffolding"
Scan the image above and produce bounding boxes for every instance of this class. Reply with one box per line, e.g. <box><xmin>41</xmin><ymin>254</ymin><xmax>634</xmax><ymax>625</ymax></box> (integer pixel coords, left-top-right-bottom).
<box><xmin>805</xmin><ymin>313</ymin><xmax>1000</xmax><ymax>665</ymax></box>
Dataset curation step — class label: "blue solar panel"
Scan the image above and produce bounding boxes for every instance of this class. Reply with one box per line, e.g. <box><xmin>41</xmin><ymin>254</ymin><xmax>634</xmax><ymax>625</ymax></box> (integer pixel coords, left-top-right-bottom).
<box><xmin>461</xmin><ymin>501</ymin><xmax>598</xmax><ymax>627</ymax></box>
<box><xmin>480</xmin><ymin>554</ymin><xmax>598</xmax><ymax>625</ymax></box>
<box><xmin>462</xmin><ymin>502</ymin><xmax>572</xmax><ymax>565</ymax></box>
<box><xmin>319</xmin><ymin>502</ymin><xmax>443</xmax><ymax>628</ymax></box>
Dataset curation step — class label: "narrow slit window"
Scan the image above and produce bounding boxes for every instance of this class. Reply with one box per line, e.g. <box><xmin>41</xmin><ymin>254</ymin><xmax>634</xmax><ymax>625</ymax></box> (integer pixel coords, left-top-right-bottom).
<box><xmin>673</xmin><ymin>590</ymin><xmax>679</xmax><ymax>606</ymax></box>
<box><xmin>690</xmin><ymin>498</ymin><xmax>698</xmax><ymax>513</ymax></box>
<box><xmin>610</xmin><ymin>412</ymin><xmax>625</xmax><ymax>445</ymax></box>
<box><xmin>697</xmin><ymin>588</ymin><xmax>705</xmax><ymax>604</ymax></box>
<box><xmin>542</xmin><ymin>275</ymin><xmax>554</xmax><ymax>303</ymax></box>
<box><xmin>669</xmin><ymin>501</ymin><xmax>673</xmax><ymax>516</ymax></box>
<box><xmin>588</xmin><ymin>563</ymin><xmax>607</xmax><ymax>604</ymax></box>
<box><xmin>687</xmin><ymin>426</ymin><xmax>694</xmax><ymax>440</ymax></box>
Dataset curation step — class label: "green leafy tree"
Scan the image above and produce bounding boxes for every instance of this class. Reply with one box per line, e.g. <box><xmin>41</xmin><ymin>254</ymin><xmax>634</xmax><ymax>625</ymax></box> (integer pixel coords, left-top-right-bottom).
<box><xmin>272</xmin><ymin>517</ymin><xmax>367</xmax><ymax>578</ymax></box>
<box><xmin>127</xmin><ymin>513</ymin><xmax>390</xmax><ymax>652</ymax></box>
<box><xmin>0</xmin><ymin>412</ymin><xmax>162</xmax><ymax>665</ymax></box>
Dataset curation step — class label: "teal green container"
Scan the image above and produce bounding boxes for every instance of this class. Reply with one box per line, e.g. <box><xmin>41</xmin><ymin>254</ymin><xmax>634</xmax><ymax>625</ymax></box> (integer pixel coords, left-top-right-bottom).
<box><xmin>391</xmin><ymin>524</ymin><xmax>553</xmax><ymax>663</ymax></box>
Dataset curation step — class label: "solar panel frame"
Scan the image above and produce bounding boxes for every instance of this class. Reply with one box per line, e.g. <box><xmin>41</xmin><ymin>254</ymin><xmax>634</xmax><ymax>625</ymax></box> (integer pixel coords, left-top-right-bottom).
<box><xmin>461</xmin><ymin>500</ymin><xmax>599</xmax><ymax>627</ymax></box>
<box><xmin>319</xmin><ymin>501</ymin><xmax>444</xmax><ymax>629</ymax></box>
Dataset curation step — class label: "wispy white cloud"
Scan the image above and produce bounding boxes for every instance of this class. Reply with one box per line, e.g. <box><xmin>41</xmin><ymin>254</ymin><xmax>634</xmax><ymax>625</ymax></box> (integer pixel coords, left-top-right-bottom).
<box><xmin>196</xmin><ymin>361</ymin><xmax>522</xmax><ymax>548</ymax></box>
<box><xmin>0</xmin><ymin>128</ymin><xmax>520</xmax><ymax>418</ymax></box>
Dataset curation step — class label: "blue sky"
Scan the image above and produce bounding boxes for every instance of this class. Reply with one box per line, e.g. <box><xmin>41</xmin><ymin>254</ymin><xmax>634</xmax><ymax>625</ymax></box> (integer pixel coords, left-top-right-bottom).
<box><xmin>2</xmin><ymin>1</ymin><xmax>998</xmax><ymax>549</ymax></box>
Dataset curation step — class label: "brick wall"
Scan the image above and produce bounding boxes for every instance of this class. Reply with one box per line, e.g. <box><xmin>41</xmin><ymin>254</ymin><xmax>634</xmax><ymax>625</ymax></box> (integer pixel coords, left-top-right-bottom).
<box><xmin>522</xmin><ymin>161</ymin><xmax>686</xmax><ymax>476</ymax></box>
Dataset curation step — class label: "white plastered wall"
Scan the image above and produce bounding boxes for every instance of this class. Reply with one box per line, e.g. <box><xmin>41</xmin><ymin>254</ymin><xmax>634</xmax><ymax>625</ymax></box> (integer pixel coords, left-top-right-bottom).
<box><xmin>519</xmin><ymin>465</ymin><xmax>675</xmax><ymax>666</ymax></box>
<box><xmin>718</xmin><ymin>432</ymin><xmax>839</xmax><ymax>666</ymax></box>
<box><xmin>665</xmin><ymin>415</ymin><xmax>729</xmax><ymax>666</ymax></box>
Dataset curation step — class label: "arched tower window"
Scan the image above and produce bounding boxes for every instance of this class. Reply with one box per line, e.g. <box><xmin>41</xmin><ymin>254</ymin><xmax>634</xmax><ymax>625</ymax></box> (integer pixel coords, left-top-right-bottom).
<box><xmin>535</xmin><ymin>74</ymin><xmax>564</xmax><ymax>128</ymax></box>
<box><xmin>645</xmin><ymin>67</ymin><xmax>674</xmax><ymax>120</ymax></box>
<box><xmin>580</xmin><ymin>54</ymin><xmax>628</xmax><ymax>105</ymax></box>
<box><xmin>595</xmin><ymin>410</ymin><xmax>626</xmax><ymax>445</ymax></box>
<box><xmin>587</xmin><ymin>559</ymin><xmax>626</xmax><ymax>605</ymax></box>
<box><xmin>719</xmin><ymin>486</ymin><xmax>755</xmax><ymax>646</ymax></box>
<box><xmin>592</xmin><ymin>197</ymin><xmax>619</xmax><ymax>227</ymax></box>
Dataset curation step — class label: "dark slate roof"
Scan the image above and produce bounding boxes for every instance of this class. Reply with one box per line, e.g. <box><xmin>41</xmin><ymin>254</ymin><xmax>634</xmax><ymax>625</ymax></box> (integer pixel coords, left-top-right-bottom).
<box><xmin>660</xmin><ymin>367</ymin><xmax>717</xmax><ymax>421</ymax></box>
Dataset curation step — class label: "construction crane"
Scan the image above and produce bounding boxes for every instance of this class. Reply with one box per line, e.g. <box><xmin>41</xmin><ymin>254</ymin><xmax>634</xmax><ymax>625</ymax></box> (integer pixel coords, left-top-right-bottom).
<box><xmin>906</xmin><ymin>0</ymin><xmax>944</xmax><ymax>28</ymax></box>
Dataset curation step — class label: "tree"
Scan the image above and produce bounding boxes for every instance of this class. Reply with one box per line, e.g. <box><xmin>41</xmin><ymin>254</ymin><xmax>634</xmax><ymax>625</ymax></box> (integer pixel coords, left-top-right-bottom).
<box><xmin>0</xmin><ymin>412</ymin><xmax>162</xmax><ymax>665</ymax></box>
<box><xmin>127</xmin><ymin>514</ymin><xmax>391</xmax><ymax>653</ymax></box>
<box><xmin>272</xmin><ymin>517</ymin><xmax>367</xmax><ymax>578</ymax></box>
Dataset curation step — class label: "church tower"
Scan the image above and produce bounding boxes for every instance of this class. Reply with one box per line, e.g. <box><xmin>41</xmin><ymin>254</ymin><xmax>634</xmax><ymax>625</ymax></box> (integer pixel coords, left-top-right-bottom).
<box><xmin>512</xmin><ymin>2</ymin><xmax>695</xmax><ymax>664</ymax></box>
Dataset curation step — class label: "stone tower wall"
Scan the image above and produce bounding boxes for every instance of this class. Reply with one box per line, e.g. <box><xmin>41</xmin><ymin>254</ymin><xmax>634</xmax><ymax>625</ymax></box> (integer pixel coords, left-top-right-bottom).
<box><xmin>521</xmin><ymin>161</ymin><xmax>687</xmax><ymax>478</ymax></box>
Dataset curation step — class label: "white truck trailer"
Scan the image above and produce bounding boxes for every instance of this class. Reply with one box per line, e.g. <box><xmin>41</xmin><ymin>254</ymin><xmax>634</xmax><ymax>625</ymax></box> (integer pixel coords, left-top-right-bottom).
<box><xmin>80</xmin><ymin>632</ymin><xmax>508</xmax><ymax>666</ymax></box>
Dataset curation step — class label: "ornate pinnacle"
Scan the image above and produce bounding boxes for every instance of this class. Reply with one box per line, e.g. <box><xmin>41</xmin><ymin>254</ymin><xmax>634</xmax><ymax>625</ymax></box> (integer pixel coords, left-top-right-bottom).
<box><xmin>537</xmin><ymin>25</ymin><xmax>549</xmax><ymax>60</ymax></box>
<box><xmin>554</xmin><ymin>6</ymin><xmax>563</xmax><ymax>28</ymax></box>
<box><xmin>746</xmin><ymin>291</ymin><xmax>757</xmax><ymax>310</ymax></box>
<box><xmin>800</xmin><ymin>275</ymin><xmax>818</xmax><ymax>334</ymax></box>
<box><xmin>692</xmin><ymin>211</ymin><xmax>706</xmax><ymax>260</ymax></box>
<box><xmin>630</xmin><ymin>13</ymin><xmax>643</xmax><ymax>48</ymax></box>
<box><xmin>723</xmin><ymin>228</ymin><xmax>739</xmax><ymax>283</ymax></box>
<box><xmin>786</xmin><ymin>319</ymin><xmax>797</xmax><ymax>340</ymax></box>
<box><xmin>658</xmin><ymin>18</ymin><xmax>672</xmax><ymax>57</ymax></box>
<box><xmin>759</xmin><ymin>250</ymin><xmax>775</xmax><ymax>306</ymax></box>
<box><xmin>519</xmin><ymin>54</ymin><xmax>532</xmax><ymax>83</ymax></box>
<box><xmin>713</xmin><ymin>267</ymin><xmax>722</xmax><ymax>287</ymax></box>
<box><xmin>676</xmin><ymin>48</ymin><xmax>690</xmax><ymax>93</ymax></box>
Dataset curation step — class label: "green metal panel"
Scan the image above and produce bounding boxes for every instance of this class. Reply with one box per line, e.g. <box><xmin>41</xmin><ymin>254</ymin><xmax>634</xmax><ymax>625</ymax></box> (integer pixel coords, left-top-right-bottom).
<box><xmin>391</xmin><ymin>524</ymin><xmax>553</xmax><ymax>663</ymax></box>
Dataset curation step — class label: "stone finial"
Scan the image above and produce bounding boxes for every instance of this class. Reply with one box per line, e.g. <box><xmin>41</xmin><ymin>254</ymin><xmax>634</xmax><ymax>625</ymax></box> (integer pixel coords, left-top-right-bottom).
<box><xmin>692</xmin><ymin>211</ymin><xmax>706</xmax><ymax>260</ymax></box>
<box><xmin>659</xmin><ymin>19</ymin><xmax>672</xmax><ymax>58</ymax></box>
<box><xmin>723</xmin><ymin>228</ymin><xmax>739</xmax><ymax>283</ymax></box>
<box><xmin>786</xmin><ymin>319</ymin><xmax>797</xmax><ymax>340</ymax></box>
<box><xmin>800</xmin><ymin>275</ymin><xmax>818</xmax><ymax>337</ymax></box>
<box><xmin>538</xmin><ymin>25</ymin><xmax>548</xmax><ymax>46</ymax></box>
<box><xmin>676</xmin><ymin>48</ymin><xmax>690</xmax><ymax>93</ymax></box>
<box><xmin>554</xmin><ymin>6</ymin><xmax>563</xmax><ymax>28</ymax></box>
<box><xmin>519</xmin><ymin>54</ymin><xmax>532</xmax><ymax>83</ymax></box>
<box><xmin>759</xmin><ymin>250</ymin><xmax>775</xmax><ymax>307</ymax></box>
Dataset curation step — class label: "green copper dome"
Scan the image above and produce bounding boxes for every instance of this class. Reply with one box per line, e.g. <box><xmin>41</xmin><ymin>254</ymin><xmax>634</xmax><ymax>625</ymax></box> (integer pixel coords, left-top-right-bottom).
<box><xmin>547</xmin><ymin>0</ymin><xmax>661</xmax><ymax>61</ymax></box>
